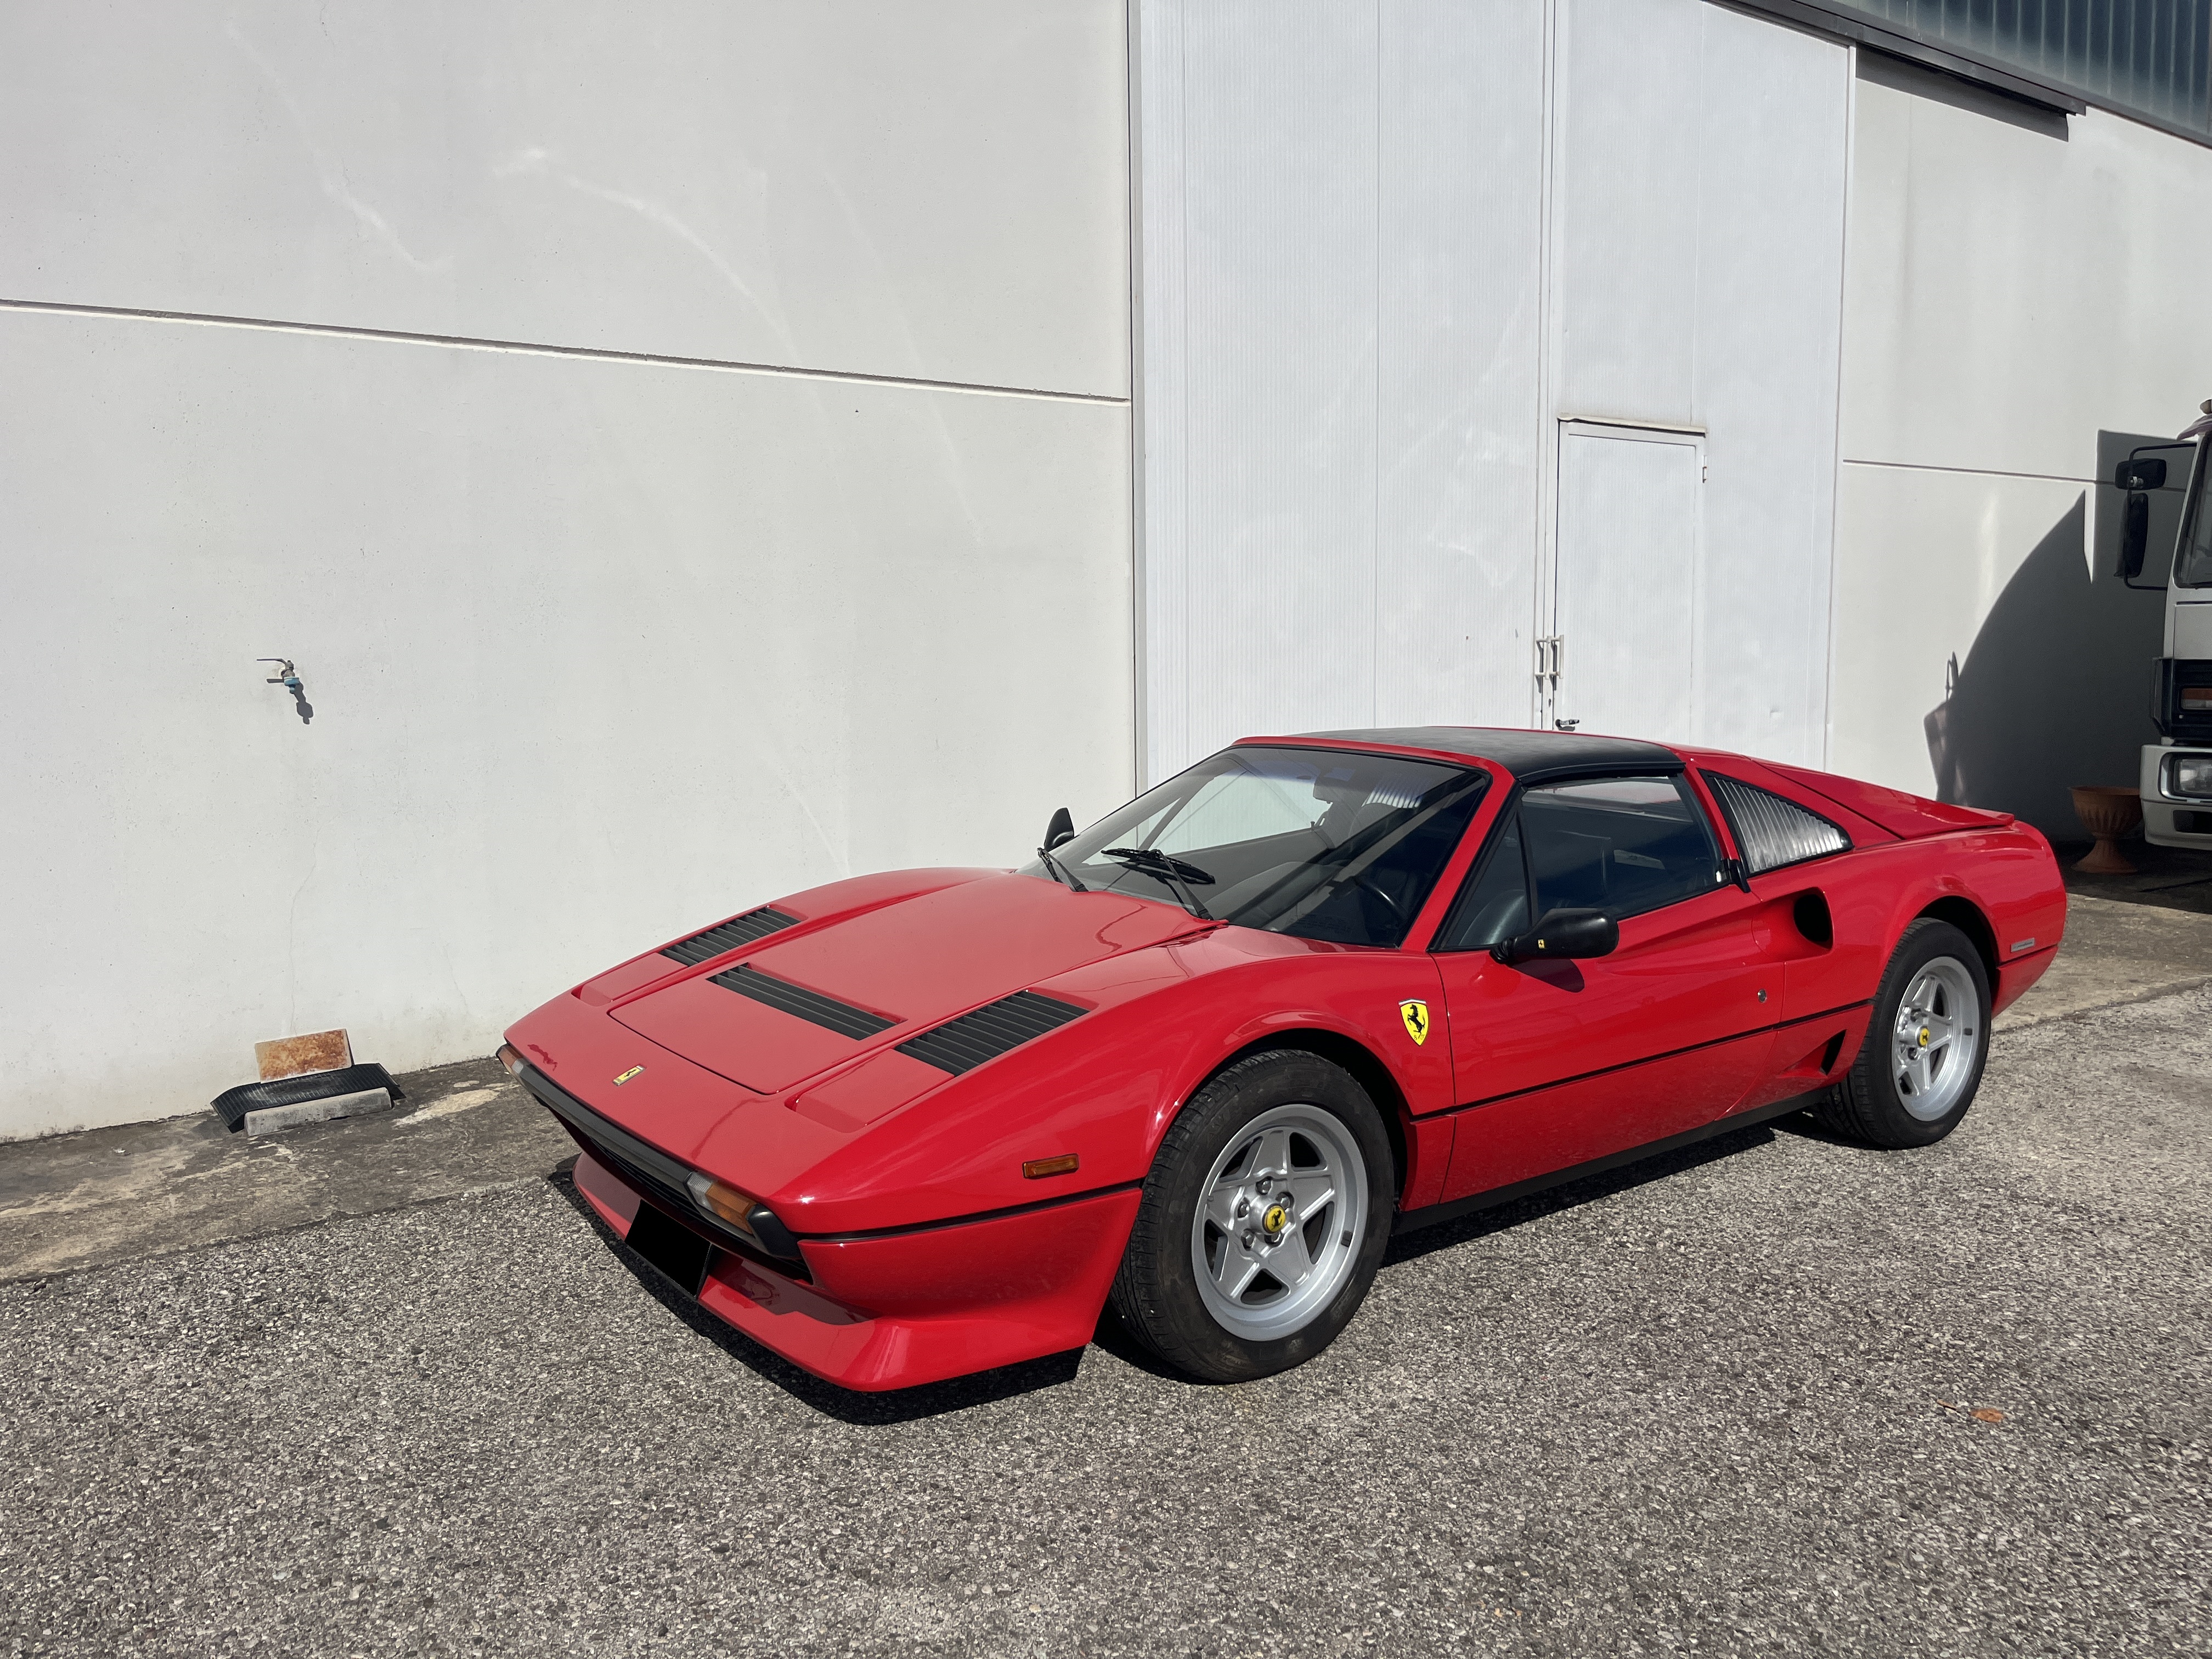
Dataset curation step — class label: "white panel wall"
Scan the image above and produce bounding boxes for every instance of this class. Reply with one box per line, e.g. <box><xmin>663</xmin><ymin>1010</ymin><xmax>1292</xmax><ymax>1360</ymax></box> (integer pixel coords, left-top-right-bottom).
<box><xmin>1834</xmin><ymin>62</ymin><xmax>2212</xmax><ymax>831</ymax></box>
<box><xmin>1553</xmin><ymin>0</ymin><xmax>1849</xmax><ymax>762</ymax></box>
<box><xmin>1843</xmin><ymin>76</ymin><xmax>2212</xmax><ymax>478</ymax></box>
<box><xmin>1831</xmin><ymin>463</ymin><xmax>2164</xmax><ymax>836</ymax></box>
<box><xmin>0</xmin><ymin>1</ymin><xmax>1130</xmax><ymax>398</ymax></box>
<box><xmin>1137</xmin><ymin>0</ymin><xmax>1548</xmax><ymax>782</ymax></box>
<box><xmin>1139</xmin><ymin>0</ymin><xmax>1844</xmax><ymax>782</ymax></box>
<box><xmin>1178</xmin><ymin>1</ymin><xmax>1380</xmax><ymax>766</ymax></box>
<box><xmin>1374</xmin><ymin>0</ymin><xmax>1551</xmax><ymax>730</ymax></box>
<box><xmin>0</xmin><ymin>2</ymin><xmax>1133</xmax><ymax>1138</ymax></box>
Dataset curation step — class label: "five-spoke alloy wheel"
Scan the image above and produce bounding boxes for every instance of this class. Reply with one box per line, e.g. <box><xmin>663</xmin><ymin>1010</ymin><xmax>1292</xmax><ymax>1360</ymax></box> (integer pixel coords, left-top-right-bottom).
<box><xmin>1889</xmin><ymin>955</ymin><xmax>1982</xmax><ymax>1121</ymax></box>
<box><xmin>1191</xmin><ymin>1103</ymin><xmax>1368</xmax><ymax>1341</ymax></box>
<box><xmin>1112</xmin><ymin>1049</ymin><xmax>1392</xmax><ymax>1381</ymax></box>
<box><xmin>1819</xmin><ymin>917</ymin><xmax>1992</xmax><ymax>1148</ymax></box>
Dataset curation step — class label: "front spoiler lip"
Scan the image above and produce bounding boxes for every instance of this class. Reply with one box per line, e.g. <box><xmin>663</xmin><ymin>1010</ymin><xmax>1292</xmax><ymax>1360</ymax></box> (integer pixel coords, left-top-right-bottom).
<box><xmin>513</xmin><ymin>1059</ymin><xmax>804</xmax><ymax>1265</ymax></box>
<box><xmin>569</xmin><ymin>1147</ymin><xmax>1141</xmax><ymax>1392</ymax></box>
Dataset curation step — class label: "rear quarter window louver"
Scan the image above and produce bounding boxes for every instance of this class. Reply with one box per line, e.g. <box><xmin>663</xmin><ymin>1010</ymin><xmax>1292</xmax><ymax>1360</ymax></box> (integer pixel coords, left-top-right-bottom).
<box><xmin>662</xmin><ymin>906</ymin><xmax>799</xmax><ymax>966</ymax></box>
<box><xmin>1705</xmin><ymin>773</ymin><xmax>1850</xmax><ymax>875</ymax></box>
<box><xmin>897</xmin><ymin>991</ymin><xmax>1086</xmax><ymax>1076</ymax></box>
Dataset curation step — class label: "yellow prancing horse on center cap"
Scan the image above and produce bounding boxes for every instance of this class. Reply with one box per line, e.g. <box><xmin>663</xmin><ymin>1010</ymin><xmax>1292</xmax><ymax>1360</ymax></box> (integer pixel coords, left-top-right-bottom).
<box><xmin>1399</xmin><ymin>999</ymin><xmax>1431</xmax><ymax>1045</ymax></box>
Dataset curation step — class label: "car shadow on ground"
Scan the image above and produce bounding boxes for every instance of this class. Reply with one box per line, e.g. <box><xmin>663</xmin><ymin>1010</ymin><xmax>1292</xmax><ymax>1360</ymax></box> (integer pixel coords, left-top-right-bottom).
<box><xmin>549</xmin><ymin>1171</ymin><xmax>1085</xmax><ymax>1425</ymax></box>
<box><xmin>1381</xmin><ymin>1111</ymin><xmax>1824</xmax><ymax>1268</ymax></box>
<box><xmin>551</xmin><ymin>1106</ymin><xmax>1872</xmax><ymax>1420</ymax></box>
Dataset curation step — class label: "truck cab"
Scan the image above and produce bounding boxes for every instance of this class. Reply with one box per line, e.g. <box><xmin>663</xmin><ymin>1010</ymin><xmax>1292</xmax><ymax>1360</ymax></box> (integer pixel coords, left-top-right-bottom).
<box><xmin>2124</xmin><ymin>404</ymin><xmax>2212</xmax><ymax>848</ymax></box>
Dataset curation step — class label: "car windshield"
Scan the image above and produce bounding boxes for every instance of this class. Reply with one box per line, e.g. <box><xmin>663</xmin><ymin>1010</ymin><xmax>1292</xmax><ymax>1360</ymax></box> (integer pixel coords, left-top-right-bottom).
<box><xmin>1025</xmin><ymin>745</ymin><xmax>1487</xmax><ymax>947</ymax></box>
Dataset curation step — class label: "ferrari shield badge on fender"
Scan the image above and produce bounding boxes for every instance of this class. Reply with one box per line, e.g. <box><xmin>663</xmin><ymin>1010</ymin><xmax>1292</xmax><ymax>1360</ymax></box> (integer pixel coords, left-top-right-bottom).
<box><xmin>612</xmin><ymin>1065</ymin><xmax>645</xmax><ymax>1086</ymax></box>
<box><xmin>1399</xmin><ymin>1000</ymin><xmax>1431</xmax><ymax>1045</ymax></box>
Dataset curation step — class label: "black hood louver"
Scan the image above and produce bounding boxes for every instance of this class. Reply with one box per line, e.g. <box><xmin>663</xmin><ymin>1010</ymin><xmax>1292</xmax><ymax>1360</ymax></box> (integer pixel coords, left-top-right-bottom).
<box><xmin>897</xmin><ymin>991</ymin><xmax>1085</xmax><ymax>1076</ymax></box>
<box><xmin>711</xmin><ymin>965</ymin><xmax>896</xmax><ymax>1040</ymax></box>
<box><xmin>662</xmin><ymin>906</ymin><xmax>799</xmax><ymax>966</ymax></box>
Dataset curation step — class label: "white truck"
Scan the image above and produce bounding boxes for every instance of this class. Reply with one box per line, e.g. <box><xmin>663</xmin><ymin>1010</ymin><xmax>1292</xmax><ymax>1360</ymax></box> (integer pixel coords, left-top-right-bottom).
<box><xmin>2118</xmin><ymin>402</ymin><xmax>2212</xmax><ymax>848</ymax></box>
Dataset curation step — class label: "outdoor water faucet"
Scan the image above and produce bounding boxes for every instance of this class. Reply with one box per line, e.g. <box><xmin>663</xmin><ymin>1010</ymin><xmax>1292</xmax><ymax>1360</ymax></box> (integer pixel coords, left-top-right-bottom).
<box><xmin>258</xmin><ymin>658</ymin><xmax>313</xmax><ymax>724</ymax></box>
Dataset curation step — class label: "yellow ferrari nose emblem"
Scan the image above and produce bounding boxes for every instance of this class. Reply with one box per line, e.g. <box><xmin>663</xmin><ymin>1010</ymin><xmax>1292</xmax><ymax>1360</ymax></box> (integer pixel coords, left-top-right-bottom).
<box><xmin>612</xmin><ymin>1065</ymin><xmax>645</xmax><ymax>1086</ymax></box>
<box><xmin>1263</xmin><ymin>1203</ymin><xmax>1291</xmax><ymax>1233</ymax></box>
<box><xmin>1400</xmin><ymin>999</ymin><xmax>1431</xmax><ymax>1045</ymax></box>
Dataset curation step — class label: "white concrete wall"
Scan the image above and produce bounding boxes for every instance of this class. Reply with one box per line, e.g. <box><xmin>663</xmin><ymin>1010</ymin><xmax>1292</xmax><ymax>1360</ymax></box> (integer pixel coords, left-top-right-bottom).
<box><xmin>1833</xmin><ymin>55</ymin><xmax>2212</xmax><ymax>835</ymax></box>
<box><xmin>0</xmin><ymin>1</ymin><xmax>1135</xmax><ymax>1139</ymax></box>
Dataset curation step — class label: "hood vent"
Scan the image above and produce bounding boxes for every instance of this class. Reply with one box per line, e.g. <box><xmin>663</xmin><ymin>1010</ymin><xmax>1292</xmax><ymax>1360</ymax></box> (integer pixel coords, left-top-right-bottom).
<box><xmin>897</xmin><ymin>991</ymin><xmax>1085</xmax><ymax>1076</ymax></box>
<box><xmin>710</xmin><ymin>964</ymin><xmax>896</xmax><ymax>1040</ymax></box>
<box><xmin>662</xmin><ymin>906</ymin><xmax>799</xmax><ymax>966</ymax></box>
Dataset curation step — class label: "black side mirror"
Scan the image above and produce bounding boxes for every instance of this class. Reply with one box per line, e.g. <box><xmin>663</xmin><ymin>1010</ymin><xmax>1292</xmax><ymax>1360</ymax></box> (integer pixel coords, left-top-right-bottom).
<box><xmin>2120</xmin><ymin>492</ymin><xmax>2151</xmax><ymax>580</ymax></box>
<box><xmin>2114</xmin><ymin>456</ymin><xmax>2168</xmax><ymax>491</ymax></box>
<box><xmin>1491</xmin><ymin>907</ymin><xmax>1620</xmax><ymax>964</ymax></box>
<box><xmin>1043</xmin><ymin>806</ymin><xmax>1076</xmax><ymax>851</ymax></box>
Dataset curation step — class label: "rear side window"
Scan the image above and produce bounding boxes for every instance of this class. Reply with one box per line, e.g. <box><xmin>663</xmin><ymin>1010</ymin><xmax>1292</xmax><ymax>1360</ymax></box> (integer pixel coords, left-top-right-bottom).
<box><xmin>1702</xmin><ymin>772</ymin><xmax>1850</xmax><ymax>875</ymax></box>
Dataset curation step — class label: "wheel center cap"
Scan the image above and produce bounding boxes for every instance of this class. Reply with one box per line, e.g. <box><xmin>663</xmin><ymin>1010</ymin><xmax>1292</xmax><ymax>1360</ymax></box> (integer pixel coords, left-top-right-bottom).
<box><xmin>1262</xmin><ymin>1201</ymin><xmax>1291</xmax><ymax>1234</ymax></box>
<box><xmin>1918</xmin><ymin>1026</ymin><xmax>1931</xmax><ymax>1047</ymax></box>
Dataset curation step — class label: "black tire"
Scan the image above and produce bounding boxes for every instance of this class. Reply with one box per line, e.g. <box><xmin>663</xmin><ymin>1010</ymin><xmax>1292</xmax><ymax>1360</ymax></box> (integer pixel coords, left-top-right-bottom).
<box><xmin>1110</xmin><ymin>1049</ymin><xmax>1394</xmax><ymax>1383</ymax></box>
<box><xmin>1815</xmin><ymin>917</ymin><xmax>1991</xmax><ymax>1149</ymax></box>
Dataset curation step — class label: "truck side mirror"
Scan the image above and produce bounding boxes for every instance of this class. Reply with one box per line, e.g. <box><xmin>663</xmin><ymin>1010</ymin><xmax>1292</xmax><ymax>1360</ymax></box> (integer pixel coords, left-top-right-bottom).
<box><xmin>2114</xmin><ymin>456</ymin><xmax>2167</xmax><ymax>491</ymax></box>
<box><xmin>1491</xmin><ymin>907</ymin><xmax>1620</xmax><ymax>964</ymax></box>
<box><xmin>2120</xmin><ymin>492</ymin><xmax>2151</xmax><ymax>580</ymax></box>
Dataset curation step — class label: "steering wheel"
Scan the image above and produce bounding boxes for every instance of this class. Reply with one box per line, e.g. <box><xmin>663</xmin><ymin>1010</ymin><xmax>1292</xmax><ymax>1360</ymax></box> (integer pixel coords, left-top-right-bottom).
<box><xmin>1347</xmin><ymin>871</ymin><xmax>1405</xmax><ymax>922</ymax></box>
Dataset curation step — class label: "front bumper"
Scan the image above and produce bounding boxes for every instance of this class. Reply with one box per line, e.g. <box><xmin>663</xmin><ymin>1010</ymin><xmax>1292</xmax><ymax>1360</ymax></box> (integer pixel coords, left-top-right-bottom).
<box><xmin>567</xmin><ymin>1148</ymin><xmax>1139</xmax><ymax>1391</ymax></box>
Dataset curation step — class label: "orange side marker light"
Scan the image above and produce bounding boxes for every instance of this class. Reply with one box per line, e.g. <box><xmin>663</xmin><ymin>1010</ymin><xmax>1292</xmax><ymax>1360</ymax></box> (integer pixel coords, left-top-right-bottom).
<box><xmin>1022</xmin><ymin>1153</ymin><xmax>1080</xmax><ymax>1180</ymax></box>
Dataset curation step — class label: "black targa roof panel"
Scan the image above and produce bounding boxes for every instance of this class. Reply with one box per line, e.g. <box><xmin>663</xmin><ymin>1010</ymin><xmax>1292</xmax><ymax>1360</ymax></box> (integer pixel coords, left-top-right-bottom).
<box><xmin>1266</xmin><ymin>726</ymin><xmax>1682</xmax><ymax>784</ymax></box>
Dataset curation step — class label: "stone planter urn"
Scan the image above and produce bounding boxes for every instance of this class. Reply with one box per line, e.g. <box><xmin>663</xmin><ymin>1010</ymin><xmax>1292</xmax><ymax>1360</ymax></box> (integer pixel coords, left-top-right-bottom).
<box><xmin>2069</xmin><ymin>785</ymin><xmax>2143</xmax><ymax>874</ymax></box>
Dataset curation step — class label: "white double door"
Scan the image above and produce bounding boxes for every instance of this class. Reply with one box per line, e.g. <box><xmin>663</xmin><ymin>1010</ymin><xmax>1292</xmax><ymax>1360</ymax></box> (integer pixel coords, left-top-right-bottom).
<box><xmin>1543</xmin><ymin>422</ymin><xmax>1706</xmax><ymax>745</ymax></box>
<box><xmin>1132</xmin><ymin>0</ymin><xmax>1848</xmax><ymax>778</ymax></box>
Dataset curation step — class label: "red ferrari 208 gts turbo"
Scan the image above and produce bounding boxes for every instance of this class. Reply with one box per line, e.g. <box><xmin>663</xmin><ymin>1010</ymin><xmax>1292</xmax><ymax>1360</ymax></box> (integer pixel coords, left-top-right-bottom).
<box><xmin>501</xmin><ymin>727</ymin><xmax>2066</xmax><ymax>1392</ymax></box>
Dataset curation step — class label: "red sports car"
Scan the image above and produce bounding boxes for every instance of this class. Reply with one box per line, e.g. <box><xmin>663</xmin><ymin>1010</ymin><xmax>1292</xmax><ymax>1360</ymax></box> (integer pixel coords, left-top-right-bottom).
<box><xmin>501</xmin><ymin>727</ymin><xmax>2065</xmax><ymax>1391</ymax></box>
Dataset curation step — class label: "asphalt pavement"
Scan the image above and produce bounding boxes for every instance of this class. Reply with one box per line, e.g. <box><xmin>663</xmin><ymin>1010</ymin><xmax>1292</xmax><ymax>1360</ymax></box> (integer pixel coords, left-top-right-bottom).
<box><xmin>4</xmin><ymin>981</ymin><xmax>2207</xmax><ymax>1658</ymax></box>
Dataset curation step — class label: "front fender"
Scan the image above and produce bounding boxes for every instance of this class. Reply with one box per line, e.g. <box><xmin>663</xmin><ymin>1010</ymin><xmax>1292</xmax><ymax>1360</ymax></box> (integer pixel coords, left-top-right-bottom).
<box><xmin>762</xmin><ymin>931</ymin><xmax>1447</xmax><ymax>1235</ymax></box>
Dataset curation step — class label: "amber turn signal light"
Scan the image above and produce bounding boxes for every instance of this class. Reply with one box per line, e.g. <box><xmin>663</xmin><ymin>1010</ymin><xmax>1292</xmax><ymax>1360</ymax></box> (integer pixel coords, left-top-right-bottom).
<box><xmin>496</xmin><ymin>1043</ymin><xmax>526</xmax><ymax>1079</ymax></box>
<box><xmin>686</xmin><ymin>1172</ymin><xmax>763</xmax><ymax>1243</ymax></box>
<box><xmin>1022</xmin><ymin>1153</ymin><xmax>1080</xmax><ymax>1180</ymax></box>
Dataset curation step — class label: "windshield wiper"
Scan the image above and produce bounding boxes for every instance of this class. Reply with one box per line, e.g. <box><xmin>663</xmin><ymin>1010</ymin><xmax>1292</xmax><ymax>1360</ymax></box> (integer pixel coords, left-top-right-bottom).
<box><xmin>1101</xmin><ymin>847</ymin><xmax>1215</xmax><ymax>919</ymax></box>
<box><xmin>1036</xmin><ymin>844</ymin><xmax>1088</xmax><ymax>893</ymax></box>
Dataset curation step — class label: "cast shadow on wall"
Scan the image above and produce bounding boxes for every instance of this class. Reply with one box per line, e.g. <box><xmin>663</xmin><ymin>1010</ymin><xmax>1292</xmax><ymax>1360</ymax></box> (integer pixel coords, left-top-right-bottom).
<box><xmin>1923</xmin><ymin>432</ymin><xmax>2177</xmax><ymax>838</ymax></box>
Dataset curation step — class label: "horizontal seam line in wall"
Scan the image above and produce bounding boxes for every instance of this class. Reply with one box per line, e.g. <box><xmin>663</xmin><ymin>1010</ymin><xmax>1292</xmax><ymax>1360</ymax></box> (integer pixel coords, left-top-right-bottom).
<box><xmin>1841</xmin><ymin>458</ymin><xmax>2097</xmax><ymax>486</ymax></box>
<box><xmin>0</xmin><ymin>297</ymin><xmax>1133</xmax><ymax>407</ymax></box>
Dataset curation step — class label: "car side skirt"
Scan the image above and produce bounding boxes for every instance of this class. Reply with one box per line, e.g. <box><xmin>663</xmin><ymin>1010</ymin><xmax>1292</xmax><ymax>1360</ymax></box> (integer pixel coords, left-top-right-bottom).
<box><xmin>1390</xmin><ymin>1091</ymin><xmax>1829</xmax><ymax>1237</ymax></box>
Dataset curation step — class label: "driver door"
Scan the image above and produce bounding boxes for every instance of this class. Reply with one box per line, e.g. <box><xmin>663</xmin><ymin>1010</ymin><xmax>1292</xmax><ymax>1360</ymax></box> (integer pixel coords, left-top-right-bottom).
<box><xmin>1427</xmin><ymin>774</ymin><xmax>1785</xmax><ymax>1204</ymax></box>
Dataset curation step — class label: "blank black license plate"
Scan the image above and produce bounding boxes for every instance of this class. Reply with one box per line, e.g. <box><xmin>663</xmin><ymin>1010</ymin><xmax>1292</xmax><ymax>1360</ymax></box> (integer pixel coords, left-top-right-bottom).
<box><xmin>625</xmin><ymin>1203</ymin><xmax>712</xmax><ymax>1296</ymax></box>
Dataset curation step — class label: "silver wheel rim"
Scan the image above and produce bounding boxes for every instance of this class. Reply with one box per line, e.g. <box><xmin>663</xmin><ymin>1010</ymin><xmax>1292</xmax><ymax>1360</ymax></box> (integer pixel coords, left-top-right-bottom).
<box><xmin>1892</xmin><ymin>955</ymin><xmax>1982</xmax><ymax>1121</ymax></box>
<box><xmin>1191</xmin><ymin>1103</ymin><xmax>1367</xmax><ymax>1342</ymax></box>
